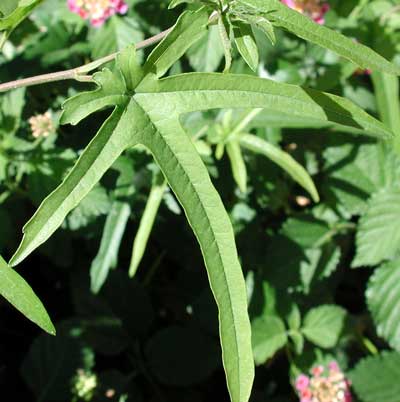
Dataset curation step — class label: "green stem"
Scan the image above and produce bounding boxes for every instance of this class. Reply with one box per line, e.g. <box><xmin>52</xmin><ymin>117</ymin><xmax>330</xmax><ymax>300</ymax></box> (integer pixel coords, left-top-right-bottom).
<box><xmin>362</xmin><ymin>337</ymin><xmax>379</xmax><ymax>356</ymax></box>
<box><xmin>380</xmin><ymin>5</ymin><xmax>400</xmax><ymax>24</ymax></box>
<box><xmin>76</xmin><ymin>27</ymin><xmax>173</xmax><ymax>75</ymax></box>
<box><xmin>192</xmin><ymin>124</ymin><xmax>210</xmax><ymax>141</ymax></box>
<box><xmin>285</xmin><ymin>345</ymin><xmax>300</xmax><ymax>377</ymax></box>
<box><xmin>348</xmin><ymin>0</ymin><xmax>369</xmax><ymax>20</ymax></box>
<box><xmin>0</xmin><ymin>32</ymin><xmax>8</xmax><ymax>51</ymax></box>
<box><xmin>314</xmin><ymin>222</ymin><xmax>356</xmax><ymax>248</ymax></box>
<box><xmin>227</xmin><ymin>108</ymin><xmax>262</xmax><ymax>142</ymax></box>
<box><xmin>0</xmin><ymin>191</ymin><xmax>10</xmax><ymax>204</ymax></box>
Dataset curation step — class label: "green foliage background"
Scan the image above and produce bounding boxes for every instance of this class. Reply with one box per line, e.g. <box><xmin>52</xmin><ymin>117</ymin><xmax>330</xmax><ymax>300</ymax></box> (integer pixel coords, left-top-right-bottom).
<box><xmin>1</xmin><ymin>0</ymin><xmax>400</xmax><ymax>401</ymax></box>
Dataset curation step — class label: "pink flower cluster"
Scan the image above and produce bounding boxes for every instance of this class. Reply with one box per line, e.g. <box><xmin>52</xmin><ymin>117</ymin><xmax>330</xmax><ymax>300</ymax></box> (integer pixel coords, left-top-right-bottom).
<box><xmin>295</xmin><ymin>362</ymin><xmax>352</xmax><ymax>402</ymax></box>
<box><xmin>67</xmin><ymin>0</ymin><xmax>128</xmax><ymax>27</ymax></box>
<box><xmin>281</xmin><ymin>0</ymin><xmax>330</xmax><ymax>24</ymax></box>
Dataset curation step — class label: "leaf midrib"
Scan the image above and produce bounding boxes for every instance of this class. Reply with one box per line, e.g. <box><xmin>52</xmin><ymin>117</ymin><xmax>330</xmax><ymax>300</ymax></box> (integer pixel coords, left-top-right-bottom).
<box><xmin>136</xmin><ymin>85</ymin><xmax>388</xmax><ymax>137</ymax></box>
<box><xmin>135</xmin><ymin>103</ymin><xmax>245</xmax><ymax>401</ymax></box>
<box><xmin>0</xmin><ymin>265</ymin><xmax>40</xmax><ymax>317</ymax></box>
<box><xmin>273</xmin><ymin>14</ymin><xmax>371</xmax><ymax>66</ymax></box>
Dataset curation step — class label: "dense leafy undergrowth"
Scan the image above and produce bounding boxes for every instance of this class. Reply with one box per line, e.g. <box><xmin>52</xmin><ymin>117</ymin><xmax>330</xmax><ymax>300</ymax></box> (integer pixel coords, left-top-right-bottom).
<box><xmin>1</xmin><ymin>0</ymin><xmax>400</xmax><ymax>401</ymax></box>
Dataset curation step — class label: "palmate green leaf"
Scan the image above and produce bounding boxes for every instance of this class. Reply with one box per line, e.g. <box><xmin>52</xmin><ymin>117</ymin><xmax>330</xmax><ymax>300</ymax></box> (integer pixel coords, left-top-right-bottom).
<box><xmin>0</xmin><ymin>255</ymin><xmax>55</xmax><ymax>334</ymax></box>
<box><xmin>367</xmin><ymin>260</ymin><xmax>400</xmax><ymax>351</ymax></box>
<box><xmin>11</xmin><ymin>26</ymin><xmax>253</xmax><ymax>402</ymax></box>
<box><xmin>301</xmin><ymin>305</ymin><xmax>346</xmax><ymax>348</ymax></box>
<box><xmin>8</xmin><ymin>14</ymin><xmax>395</xmax><ymax>401</ymax></box>
<box><xmin>239</xmin><ymin>133</ymin><xmax>319</xmax><ymax>202</ymax></box>
<box><xmin>352</xmin><ymin>189</ymin><xmax>400</xmax><ymax>268</ymax></box>
<box><xmin>350</xmin><ymin>351</ymin><xmax>400</xmax><ymax>402</ymax></box>
<box><xmin>129</xmin><ymin>171</ymin><xmax>167</xmax><ymax>278</ymax></box>
<box><xmin>233</xmin><ymin>0</ymin><xmax>400</xmax><ymax>75</ymax></box>
<box><xmin>21</xmin><ymin>99</ymin><xmax>254</xmax><ymax>399</ymax></box>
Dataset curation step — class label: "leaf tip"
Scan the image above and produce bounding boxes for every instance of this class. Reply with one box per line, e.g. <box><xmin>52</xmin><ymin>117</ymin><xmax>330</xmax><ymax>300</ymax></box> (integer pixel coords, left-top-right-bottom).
<box><xmin>59</xmin><ymin>101</ymin><xmax>78</xmax><ymax>126</ymax></box>
<box><xmin>128</xmin><ymin>263</ymin><xmax>138</xmax><ymax>278</ymax></box>
<box><xmin>311</xmin><ymin>190</ymin><xmax>320</xmax><ymax>203</ymax></box>
<box><xmin>8</xmin><ymin>254</ymin><xmax>21</xmax><ymax>268</ymax></box>
<box><xmin>9</xmin><ymin>236</ymin><xmax>30</xmax><ymax>268</ymax></box>
<box><xmin>45</xmin><ymin>321</ymin><xmax>57</xmax><ymax>336</ymax></box>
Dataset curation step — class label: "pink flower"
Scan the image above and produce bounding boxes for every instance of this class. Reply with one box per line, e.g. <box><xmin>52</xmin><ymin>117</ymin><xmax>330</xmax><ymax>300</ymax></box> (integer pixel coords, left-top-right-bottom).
<box><xmin>117</xmin><ymin>2</ymin><xmax>128</xmax><ymax>14</ymax></box>
<box><xmin>91</xmin><ymin>17</ymin><xmax>106</xmax><ymax>27</ymax></box>
<box><xmin>296</xmin><ymin>374</ymin><xmax>310</xmax><ymax>391</ymax></box>
<box><xmin>67</xmin><ymin>0</ymin><xmax>128</xmax><ymax>26</ymax></box>
<box><xmin>281</xmin><ymin>0</ymin><xmax>330</xmax><ymax>24</ymax></box>
<box><xmin>67</xmin><ymin>0</ymin><xmax>80</xmax><ymax>12</ymax></box>
<box><xmin>282</xmin><ymin>0</ymin><xmax>297</xmax><ymax>7</ymax></box>
<box><xmin>300</xmin><ymin>388</ymin><xmax>312</xmax><ymax>402</ymax></box>
<box><xmin>351</xmin><ymin>39</ymin><xmax>372</xmax><ymax>75</ymax></box>
<box><xmin>345</xmin><ymin>391</ymin><xmax>353</xmax><ymax>402</ymax></box>
<box><xmin>354</xmin><ymin>67</ymin><xmax>372</xmax><ymax>76</ymax></box>
<box><xmin>110</xmin><ymin>0</ymin><xmax>128</xmax><ymax>13</ymax></box>
<box><xmin>328</xmin><ymin>361</ymin><xmax>340</xmax><ymax>372</ymax></box>
<box><xmin>311</xmin><ymin>365</ymin><xmax>324</xmax><ymax>377</ymax></box>
<box><xmin>294</xmin><ymin>361</ymin><xmax>353</xmax><ymax>402</ymax></box>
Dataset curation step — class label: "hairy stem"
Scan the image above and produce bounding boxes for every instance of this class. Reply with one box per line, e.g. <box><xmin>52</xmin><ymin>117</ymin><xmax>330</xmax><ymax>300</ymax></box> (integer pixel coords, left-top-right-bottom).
<box><xmin>0</xmin><ymin>10</ymin><xmax>221</xmax><ymax>93</ymax></box>
<box><xmin>0</xmin><ymin>27</ymin><xmax>172</xmax><ymax>93</ymax></box>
